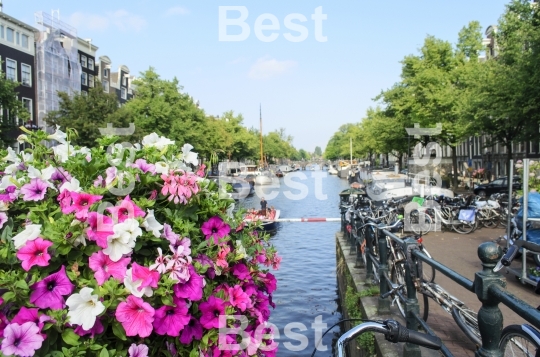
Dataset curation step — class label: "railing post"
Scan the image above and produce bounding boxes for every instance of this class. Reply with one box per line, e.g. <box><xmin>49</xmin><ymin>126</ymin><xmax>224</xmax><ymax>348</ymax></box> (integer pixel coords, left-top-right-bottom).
<box><xmin>474</xmin><ymin>242</ymin><xmax>505</xmax><ymax>357</ymax></box>
<box><xmin>402</xmin><ymin>237</ymin><xmax>421</xmax><ymax>357</ymax></box>
<box><xmin>377</xmin><ymin>228</ymin><xmax>390</xmax><ymax>314</ymax></box>
<box><xmin>365</xmin><ymin>227</ymin><xmax>375</xmax><ymax>283</ymax></box>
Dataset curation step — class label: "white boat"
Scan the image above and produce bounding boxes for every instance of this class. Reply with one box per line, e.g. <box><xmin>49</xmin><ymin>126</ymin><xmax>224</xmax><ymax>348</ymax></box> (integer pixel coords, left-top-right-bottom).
<box><xmin>328</xmin><ymin>167</ymin><xmax>338</xmax><ymax>175</ymax></box>
<box><xmin>365</xmin><ymin>171</ymin><xmax>454</xmax><ymax>201</ymax></box>
<box><xmin>254</xmin><ymin>172</ymin><xmax>274</xmax><ymax>185</ymax></box>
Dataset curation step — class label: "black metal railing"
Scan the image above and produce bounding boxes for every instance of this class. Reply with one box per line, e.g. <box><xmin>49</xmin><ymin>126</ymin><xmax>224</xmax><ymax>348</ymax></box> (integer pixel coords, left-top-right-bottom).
<box><xmin>358</xmin><ymin>225</ymin><xmax>540</xmax><ymax>357</ymax></box>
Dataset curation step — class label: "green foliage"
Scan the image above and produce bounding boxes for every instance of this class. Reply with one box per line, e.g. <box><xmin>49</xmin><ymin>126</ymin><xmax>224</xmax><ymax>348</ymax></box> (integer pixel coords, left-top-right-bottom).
<box><xmin>0</xmin><ymin>66</ymin><xmax>30</xmax><ymax>148</ymax></box>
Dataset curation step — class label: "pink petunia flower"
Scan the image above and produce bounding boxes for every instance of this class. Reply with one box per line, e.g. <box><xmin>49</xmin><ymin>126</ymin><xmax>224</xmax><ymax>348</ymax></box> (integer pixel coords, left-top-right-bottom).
<box><xmin>11</xmin><ymin>307</ymin><xmax>51</xmax><ymax>339</ymax></box>
<box><xmin>132</xmin><ymin>159</ymin><xmax>156</xmax><ymax>175</ymax></box>
<box><xmin>88</xmin><ymin>251</ymin><xmax>130</xmax><ymax>285</ymax></box>
<box><xmin>115</xmin><ymin>295</ymin><xmax>155</xmax><ymax>338</ymax></box>
<box><xmin>201</xmin><ymin>216</ymin><xmax>231</xmax><ymax>244</ymax></box>
<box><xmin>20</xmin><ymin>178</ymin><xmax>49</xmax><ymax>201</ymax></box>
<box><xmin>232</xmin><ymin>263</ymin><xmax>251</xmax><ymax>281</ymax></box>
<box><xmin>1</xmin><ymin>322</ymin><xmax>44</xmax><ymax>356</ymax></box>
<box><xmin>107</xmin><ymin>195</ymin><xmax>145</xmax><ymax>223</ymax></box>
<box><xmin>57</xmin><ymin>189</ymin><xmax>72</xmax><ymax>213</ymax></box>
<box><xmin>128</xmin><ymin>343</ymin><xmax>149</xmax><ymax>357</ymax></box>
<box><xmin>180</xmin><ymin>316</ymin><xmax>203</xmax><ymax>345</ymax></box>
<box><xmin>131</xmin><ymin>263</ymin><xmax>160</xmax><ymax>290</ymax></box>
<box><xmin>16</xmin><ymin>238</ymin><xmax>53</xmax><ymax>271</ymax></box>
<box><xmin>51</xmin><ymin>168</ymin><xmax>72</xmax><ymax>184</ymax></box>
<box><xmin>0</xmin><ymin>186</ymin><xmax>17</xmax><ymax>202</ymax></box>
<box><xmin>86</xmin><ymin>212</ymin><xmax>114</xmax><ymax>248</ymax></box>
<box><xmin>216</xmin><ymin>245</ymin><xmax>230</xmax><ymax>269</ymax></box>
<box><xmin>196</xmin><ymin>164</ymin><xmax>206</xmax><ymax>178</ymax></box>
<box><xmin>0</xmin><ymin>212</ymin><xmax>7</xmax><ymax>229</ymax></box>
<box><xmin>153</xmin><ymin>300</ymin><xmax>190</xmax><ymax>336</ymax></box>
<box><xmin>63</xmin><ymin>192</ymin><xmax>103</xmax><ymax>220</ymax></box>
<box><xmin>229</xmin><ymin>285</ymin><xmax>252</xmax><ymax>312</ymax></box>
<box><xmin>258</xmin><ymin>272</ymin><xmax>277</xmax><ymax>294</ymax></box>
<box><xmin>0</xmin><ymin>313</ymin><xmax>8</xmax><ymax>338</ymax></box>
<box><xmin>199</xmin><ymin>296</ymin><xmax>226</xmax><ymax>329</ymax></box>
<box><xmin>173</xmin><ymin>265</ymin><xmax>204</xmax><ymax>301</ymax></box>
<box><xmin>29</xmin><ymin>266</ymin><xmax>75</xmax><ymax>310</ymax></box>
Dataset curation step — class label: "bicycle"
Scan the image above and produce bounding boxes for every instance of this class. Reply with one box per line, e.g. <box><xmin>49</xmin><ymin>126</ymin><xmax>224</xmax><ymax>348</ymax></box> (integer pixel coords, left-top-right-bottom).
<box><xmin>390</xmin><ymin>245</ymin><xmax>482</xmax><ymax>346</ymax></box>
<box><xmin>494</xmin><ymin>239</ymin><xmax>540</xmax><ymax>356</ymax></box>
<box><xmin>332</xmin><ymin>319</ymin><xmax>442</xmax><ymax>357</ymax></box>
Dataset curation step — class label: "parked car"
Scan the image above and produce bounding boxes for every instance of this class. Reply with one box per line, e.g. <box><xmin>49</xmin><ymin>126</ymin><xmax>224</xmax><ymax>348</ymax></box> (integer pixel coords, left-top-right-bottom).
<box><xmin>473</xmin><ymin>176</ymin><xmax>521</xmax><ymax>197</ymax></box>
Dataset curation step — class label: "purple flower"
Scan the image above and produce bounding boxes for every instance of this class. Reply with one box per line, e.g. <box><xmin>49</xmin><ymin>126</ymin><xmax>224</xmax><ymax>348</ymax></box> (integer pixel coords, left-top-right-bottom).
<box><xmin>199</xmin><ymin>296</ymin><xmax>226</xmax><ymax>329</ymax></box>
<box><xmin>173</xmin><ymin>265</ymin><xmax>203</xmax><ymax>301</ymax></box>
<box><xmin>128</xmin><ymin>343</ymin><xmax>149</xmax><ymax>357</ymax></box>
<box><xmin>180</xmin><ymin>316</ymin><xmax>203</xmax><ymax>344</ymax></box>
<box><xmin>0</xmin><ymin>186</ymin><xmax>17</xmax><ymax>202</ymax></box>
<box><xmin>162</xmin><ymin>223</ymin><xmax>181</xmax><ymax>245</ymax></box>
<box><xmin>29</xmin><ymin>266</ymin><xmax>75</xmax><ymax>310</ymax></box>
<box><xmin>194</xmin><ymin>254</ymin><xmax>216</xmax><ymax>279</ymax></box>
<box><xmin>132</xmin><ymin>159</ymin><xmax>156</xmax><ymax>174</ymax></box>
<box><xmin>20</xmin><ymin>178</ymin><xmax>49</xmax><ymax>201</ymax></box>
<box><xmin>201</xmin><ymin>216</ymin><xmax>231</xmax><ymax>244</ymax></box>
<box><xmin>51</xmin><ymin>168</ymin><xmax>72</xmax><ymax>184</ymax></box>
<box><xmin>105</xmin><ymin>167</ymin><xmax>117</xmax><ymax>186</ymax></box>
<box><xmin>153</xmin><ymin>299</ymin><xmax>191</xmax><ymax>336</ymax></box>
<box><xmin>1</xmin><ymin>322</ymin><xmax>44</xmax><ymax>356</ymax></box>
<box><xmin>74</xmin><ymin>317</ymin><xmax>104</xmax><ymax>338</ymax></box>
<box><xmin>232</xmin><ymin>263</ymin><xmax>251</xmax><ymax>280</ymax></box>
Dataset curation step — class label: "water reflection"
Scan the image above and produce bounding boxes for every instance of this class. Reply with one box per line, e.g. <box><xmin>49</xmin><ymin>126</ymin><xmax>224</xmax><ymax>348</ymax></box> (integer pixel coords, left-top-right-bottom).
<box><xmin>237</xmin><ymin>173</ymin><xmax>350</xmax><ymax>356</ymax></box>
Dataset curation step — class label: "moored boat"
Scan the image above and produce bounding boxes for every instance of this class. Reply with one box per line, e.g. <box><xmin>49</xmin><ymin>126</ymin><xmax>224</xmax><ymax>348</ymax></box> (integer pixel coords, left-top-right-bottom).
<box><xmin>244</xmin><ymin>208</ymin><xmax>280</xmax><ymax>233</ymax></box>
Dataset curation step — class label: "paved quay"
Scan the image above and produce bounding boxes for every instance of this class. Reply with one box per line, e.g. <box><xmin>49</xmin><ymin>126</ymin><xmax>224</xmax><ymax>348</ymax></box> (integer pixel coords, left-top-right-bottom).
<box><xmin>337</xmin><ymin>226</ymin><xmax>540</xmax><ymax>357</ymax></box>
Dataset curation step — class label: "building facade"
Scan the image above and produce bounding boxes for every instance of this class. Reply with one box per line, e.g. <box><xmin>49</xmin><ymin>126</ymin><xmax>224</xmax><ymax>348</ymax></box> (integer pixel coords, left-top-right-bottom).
<box><xmin>0</xmin><ymin>11</ymin><xmax>38</xmax><ymax>142</ymax></box>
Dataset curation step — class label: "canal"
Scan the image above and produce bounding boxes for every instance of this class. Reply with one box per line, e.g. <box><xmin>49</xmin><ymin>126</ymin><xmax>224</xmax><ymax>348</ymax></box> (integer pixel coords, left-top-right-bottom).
<box><xmin>238</xmin><ymin>172</ymin><xmax>350</xmax><ymax>356</ymax></box>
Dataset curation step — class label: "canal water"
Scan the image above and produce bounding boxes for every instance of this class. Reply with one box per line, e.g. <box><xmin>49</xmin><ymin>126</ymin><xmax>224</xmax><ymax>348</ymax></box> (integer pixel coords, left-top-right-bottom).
<box><xmin>238</xmin><ymin>172</ymin><xmax>350</xmax><ymax>357</ymax></box>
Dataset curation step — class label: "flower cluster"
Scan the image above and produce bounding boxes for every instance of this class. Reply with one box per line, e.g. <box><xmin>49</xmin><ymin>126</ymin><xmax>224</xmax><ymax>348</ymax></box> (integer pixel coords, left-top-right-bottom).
<box><xmin>0</xmin><ymin>129</ymin><xmax>280</xmax><ymax>356</ymax></box>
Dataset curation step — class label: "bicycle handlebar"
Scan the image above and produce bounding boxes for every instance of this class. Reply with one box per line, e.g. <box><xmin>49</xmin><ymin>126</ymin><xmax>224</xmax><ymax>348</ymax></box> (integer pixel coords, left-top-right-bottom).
<box><xmin>494</xmin><ymin>240</ymin><xmax>540</xmax><ymax>272</ymax></box>
<box><xmin>336</xmin><ymin>320</ymin><xmax>442</xmax><ymax>357</ymax></box>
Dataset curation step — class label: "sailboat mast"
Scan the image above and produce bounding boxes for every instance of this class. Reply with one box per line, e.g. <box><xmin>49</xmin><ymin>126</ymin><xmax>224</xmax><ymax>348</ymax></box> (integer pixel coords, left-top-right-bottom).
<box><xmin>350</xmin><ymin>137</ymin><xmax>353</xmax><ymax>165</ymax></box>
<box><xmin>260</xmin><ymin>105</ymin><xmax>264</xmax><ymax>167</ymax></box>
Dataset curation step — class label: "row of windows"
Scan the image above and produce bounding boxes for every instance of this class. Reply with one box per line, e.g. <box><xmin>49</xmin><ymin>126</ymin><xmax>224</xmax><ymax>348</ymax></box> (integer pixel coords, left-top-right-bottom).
<box><xmin>2</xmin><ymin>57</ymin><xmax>32</xmax><ymax>86</ymax></box>
<box><xmin>0</xmin><ymin>25</ymin><xmax>30</xmax><ymax>49</ymax></box>
<box><xmin>0</xmin><ymin>98</ymin><xmax>33</xmax><ymax>125</ymax></box>
<box><xmin>81</xmin><ymin>72</ymin><xmax>94</xmax><ymax>87</ymax></box>
<box><xmin>79</xmin><ymin>54</ymin><xmax>94</xmax><ymax>71</ymax></box>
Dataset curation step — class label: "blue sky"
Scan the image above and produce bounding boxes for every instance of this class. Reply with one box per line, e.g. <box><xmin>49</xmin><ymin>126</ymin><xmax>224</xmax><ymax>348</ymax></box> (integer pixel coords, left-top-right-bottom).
<box><xmin>5</xmin><ymin>0</ymin><xmax>511</xmax><ymax>152</ymax></box>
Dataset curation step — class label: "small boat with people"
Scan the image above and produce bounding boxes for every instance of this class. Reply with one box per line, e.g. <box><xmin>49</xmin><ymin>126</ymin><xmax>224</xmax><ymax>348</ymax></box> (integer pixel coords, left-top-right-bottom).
<box><xmin>244</xmin><ymin>207</ymin><xmax>280</xmax><ymax>233</ymax></box>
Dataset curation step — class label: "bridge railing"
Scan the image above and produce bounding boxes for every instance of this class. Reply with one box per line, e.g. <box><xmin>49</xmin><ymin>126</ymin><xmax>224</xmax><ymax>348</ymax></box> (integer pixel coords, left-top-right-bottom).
<box><xmin>358</xmin><ymin>225</ymin><xmax>540</xmax><ymax>356</ymax></box>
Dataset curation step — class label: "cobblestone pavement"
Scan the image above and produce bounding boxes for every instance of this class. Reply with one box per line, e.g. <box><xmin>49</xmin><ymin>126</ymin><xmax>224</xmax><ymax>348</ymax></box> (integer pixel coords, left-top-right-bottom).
<box><xmin>416</xmin><ymin>226</ymin><xmax>539</xmax><ymax>357</ymax></box>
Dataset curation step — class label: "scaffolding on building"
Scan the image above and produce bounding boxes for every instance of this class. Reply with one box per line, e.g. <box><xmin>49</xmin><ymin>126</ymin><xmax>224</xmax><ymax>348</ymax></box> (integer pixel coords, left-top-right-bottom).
<box><xmin>34</xmin><ymin>11</ymin><xmax>81</xmax><ymax>132</ymax></box>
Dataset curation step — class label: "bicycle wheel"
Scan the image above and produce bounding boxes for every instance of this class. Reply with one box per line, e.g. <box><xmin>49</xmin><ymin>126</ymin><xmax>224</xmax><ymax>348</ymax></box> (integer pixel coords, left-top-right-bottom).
<box><xmin>408</xmin><ymin>210</ymin><xmax>433</xmax><ymax>235</ymax></box>
<box><xmin>390</xmin><ymin>252</ymin><xmax>429</xmax><ymax>322</ymax></box>
<box><xmin>452</xmin><ymin>220</ymin><xmax>476</xmax><ymax>234</ymax></box>
<box><xmin>499</xmin><ymin>324</ymin><xmax>540</xmax><ymax>357</ymax></box>
<box><xmin>451</xmin><ymin>306</ymin><xmax>481</xmax><ymax>346</ymax></box>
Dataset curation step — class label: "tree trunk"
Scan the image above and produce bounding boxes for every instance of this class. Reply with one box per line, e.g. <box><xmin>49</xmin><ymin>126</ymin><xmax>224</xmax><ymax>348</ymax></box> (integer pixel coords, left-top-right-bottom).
<box><xmin>385</xmin><ymin>153</ymin><xmax>389</xmax><ymax>167</ymax></box>
<box><xmin>398</xmin><ymin>153</ymin><xmax>403</xmax><ymax>171</ymax></box>
<box><xmin>451</xmin><ymin>146</ymin><xmax>459</xmax><ymax>189</ymax></box>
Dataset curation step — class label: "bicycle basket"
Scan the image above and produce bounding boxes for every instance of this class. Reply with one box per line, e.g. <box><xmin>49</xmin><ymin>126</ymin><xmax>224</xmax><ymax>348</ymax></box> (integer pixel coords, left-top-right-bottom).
<box><xmin>411</xmin><ymin>196</ymin><xmax>425</xmax><ymax>207</ymax></box>
<box><xmin>458</xmin><ymin>209</ymin><xmax>476</xmax><ymax>223</ymax></box>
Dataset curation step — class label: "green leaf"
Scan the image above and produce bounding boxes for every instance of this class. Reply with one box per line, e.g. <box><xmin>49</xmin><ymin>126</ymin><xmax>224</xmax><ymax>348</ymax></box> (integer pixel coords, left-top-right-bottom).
<box><xmin>111</xmin><ymin>321</ymin><xmax>127</xmax><ymax>341</ymax></box>
<box><xmin>99</xmin><ymin>348</ymin><xmax>109</xmax><ymax>357</ymax></box>
<box><xmin>15</xmin><ymin>280</ymin><xmax>28</xmax><ymax>290</ymax></box>
<box><xmin>189</xmin><ymin>348</ymin><xmax>199</xmax><ymax>357</ymax></box>
<box><xmin>2</xmin><ymin>291</ymin><xmax>15</xmax><ymax>302</ymax></box>
<box><xmin>61</xmin><ymin>328</ymin><xmax>80</xmax><ymax>346</ymax></box>
<box><xmin>51</xmin><ymin>352</ymin><xmax>64</xmax><ymax>357</ymax></box>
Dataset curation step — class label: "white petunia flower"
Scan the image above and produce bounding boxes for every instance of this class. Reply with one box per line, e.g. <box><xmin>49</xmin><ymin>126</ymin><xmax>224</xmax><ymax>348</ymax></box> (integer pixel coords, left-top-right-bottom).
<box><xmin>60</xmin><ymin>178</ymin><xmax>82</xmax><ymax>193</ymax></box>
<box><xmin>66</xmin><ymin>287</ymin><xmax>105</xmax><ymax>330</ymax></box>
<box><xmin>21</xmin><ymin>152</ymin><xmax>33</xmax><ymax>163</ymax></box>
<box><xmin>12</xmin><ymin>224</ymin><xmax>42</xmax><ymax>249</ymax></box>
<box><xmin>180</xmin><ymin>144</ymin><xmax>198</xmax><ymax>166</ymax></box>
<box><xmin>154</xmin><ymin>161</ymin><xmax>169</xmax><ymax>174</ymax></box>
<box><xmin>103</xmin><ymin>219</ymin><xmax>141</xmax><ymax>262</ymax></box>
<box><xmin>2</xmin><ymin>147</ymin><xmax>20</xmax><ymax>163</ymax></box>
<box><xmin>141</xmin><ymin>133</ymin><xmax>175</xmax><ymax>150</ymax></box>
<box><xmin>27</xmin><ymin>166</ymin><xmax>57</xmax><ymax>189</ymax></box>
<box><xmin>0</xmin><ymin>176</ymin><xmax>16</xmax><ymax>190</ymax></box>
<box><xmin>17</xmin><ymin>134</ymin><xmax>28</xmax><ymax>144</ymax></box>
<box><xmin>47</xmin><ymin>126</ymin><xmax>68</xmax><ymax>144</ymax></box>
<box><xmin>142</xmin><ymin>210</ymin><xmax>163</xmax><ymax>238</ymax></box>
<box><xmin>53</xmin><ymin>144</ymin><xmax>76</xmax><ymax>163</ymax></box>
<box><xmin>123</xmin><ymin>269</ymin><xmax>153</xmax><ymax>298</ymax></box>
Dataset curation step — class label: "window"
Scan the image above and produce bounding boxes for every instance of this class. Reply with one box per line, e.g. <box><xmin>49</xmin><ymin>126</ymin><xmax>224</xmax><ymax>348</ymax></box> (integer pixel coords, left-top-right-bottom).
<box><xmin>88</xmin><ymin>74</ymin><xmax>94</xmax><ymax>88</ymax></box>
<box><xmin>102</xmin><ymin>79</ymin><xmax>109</xmax><ymax>93</ymax></box>
<box><xmin>81</xmin><ymin>55</ymin><xmax>87</xmax><ymax>68</ymax></box>
<box><xmin>21</xmin><ymin>64</ymin><xmax>31</xmax><ymax>86</ymax></box>
<box><xmin>123</xmin><ymin>76</ymin><xmax>128</xmax><ymax>86</ymax></box>
<box><xmin>15</xmin><ymin>32</ymin><xmax>19</xmax><ymax>45</ymax></box>
<box><xmin>81</xmin><ymin>72</ymin><xmax>87</xmax><ymax>86</ymax></box>
<box><xmin>121</xmin><ymin>87</ymin><xmax>127</xmax><ymax>99</ymax></box>
<box><xmin>0</xmin><ymin>25</ymin><xmax>4</xmax><ymax>39</ymax></box>
<box><xmin>88</xmin><ymin>58</ymin><xmax>94</xmax><ymax>71</ymax></box>
<box><xmin>6</xmin><ymin>27</ymin><xmax>13</xmax><ymax>42</ymax></box>
<box><xmin>104</xmin><ymin>68</ymin><xmax>109</xmax><ymax>78</ymax></box>
<box><xmin>6</xmin><ymin>59</ymin><xmax>16</xmax><ymax>81</ymax></box>
<box><xmin>22</xmin><ymin>98</ymin><xmax>32</xmax><ymax>121</ymax></box>
<box><xmin>21</xmin><ymin>34</ymin><xmax>28</xmax><ymax>48</ymax></box>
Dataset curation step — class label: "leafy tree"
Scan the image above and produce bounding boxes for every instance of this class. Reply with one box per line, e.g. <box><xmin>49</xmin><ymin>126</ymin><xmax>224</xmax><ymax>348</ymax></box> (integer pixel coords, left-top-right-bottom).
<box><xmin>0</xmin><ymin>69</ymin><xmax>30</xmax><ymax>148</ymax></box>
<box><xmin>45</xmin><ymin>82</ymin><xmax>125</xmax><ymax>147</ymax></box>
<box><xmin>314</xmin><ymin>146</ymin><xmax>322</xmax><ymax>157</ymax></box>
